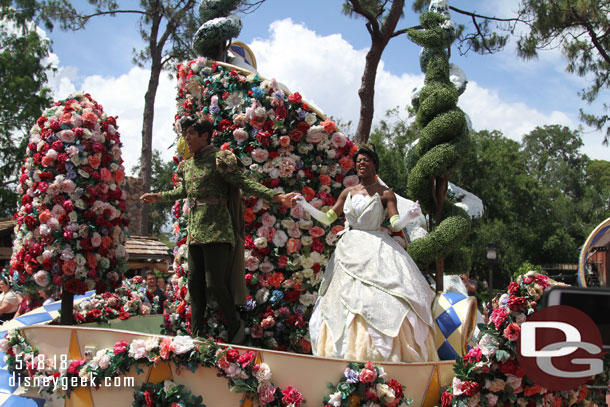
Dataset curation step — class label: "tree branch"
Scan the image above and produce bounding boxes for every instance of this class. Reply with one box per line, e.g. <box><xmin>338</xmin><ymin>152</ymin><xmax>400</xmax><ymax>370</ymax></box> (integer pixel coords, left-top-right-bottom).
<box><xmin>82</xmin><ymin>9</ymin><xmax>150</xmax><ymax>23</ymax></box>
<box><xmin>347</xmin><ymin>0</ymin><xmax>380</xmax><ymax>36</ymax></box>
<box><xmin>470</xmin><ymin>12</ymin><xmax>492</xmax><ymax>53</ymax></box>
<box><xmin>449</xmin><ymin>6</ymin><xmax>526</xmax><ymax>24</ymax></box>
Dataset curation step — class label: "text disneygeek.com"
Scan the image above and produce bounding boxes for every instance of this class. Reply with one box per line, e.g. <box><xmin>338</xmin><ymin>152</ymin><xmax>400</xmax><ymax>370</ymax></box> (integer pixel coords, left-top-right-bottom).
<box><xmin>9</xmin><ymin>373</ymin><xmax>135</xmax><ymax>390</ymax></box>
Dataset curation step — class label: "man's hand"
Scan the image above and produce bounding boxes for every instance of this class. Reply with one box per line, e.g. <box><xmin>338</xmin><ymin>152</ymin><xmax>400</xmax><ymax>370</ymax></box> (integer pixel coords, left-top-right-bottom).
<box><xmin>272</xmin><ymin>192</ymin><xmax>300</xmax><ymax>208</ymax></box>
<box><xmin>140</xmin><ymin>192</ymin><xmax>162</xmax><ymax>203</ymax></box>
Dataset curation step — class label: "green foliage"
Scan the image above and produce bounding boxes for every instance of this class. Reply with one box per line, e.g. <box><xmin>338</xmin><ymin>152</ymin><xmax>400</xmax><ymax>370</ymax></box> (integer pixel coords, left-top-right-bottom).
<box><xmin>193</xmin><ymin>0</ymin><xmax>242</xmax><ymax>59</ymax></box>
<box><xmin>0</xmin><ymin>0</ymin><xmax>53</xmax><ymax>217</ymax></box>
<box><xmin>34</xmin><ymin>0</ymin><xmax>201</xmax><ymax>69</ymax></box>
<box><xmin>406</xmin><ymin>9</ymin><xmax>471</xmax><ymax>275</ymax></box>
<box><xmin>517</xmin><ymin>0</ymin><xmax>610</xmax><ymax>144</ymax></box>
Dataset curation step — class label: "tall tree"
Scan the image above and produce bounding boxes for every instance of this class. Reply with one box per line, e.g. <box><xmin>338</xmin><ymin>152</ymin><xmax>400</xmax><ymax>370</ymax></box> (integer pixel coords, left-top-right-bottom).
<box><xmin>516</xmin><ymin>0</ymin><xmax>610</xmax><ymax>144</ymax></box>
<box><xmin>131</xmin><ymin>149</ymin><xmax>175</xmax><ymax>239</ymax></box>
<box><xmin>344</xmin><ymin>0</ymin><xmax>520</xmax><ymax>144</ymax></box>
<box><xmin>35</xmin><ymin>0</ymin><xmax>201</xmax><ymax>234</ymax></box>
<box><xmin>0</xmin><ymin>0</ymin><xmax>53</xmax><ymax>217</ymax></box>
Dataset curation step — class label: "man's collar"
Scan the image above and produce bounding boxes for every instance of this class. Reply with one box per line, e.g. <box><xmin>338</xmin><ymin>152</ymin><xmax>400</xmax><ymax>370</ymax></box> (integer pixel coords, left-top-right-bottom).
<box><xmin>193</xmin><ymin>144</ymin><xmax>218</xmax><ymax>158</ymax></box>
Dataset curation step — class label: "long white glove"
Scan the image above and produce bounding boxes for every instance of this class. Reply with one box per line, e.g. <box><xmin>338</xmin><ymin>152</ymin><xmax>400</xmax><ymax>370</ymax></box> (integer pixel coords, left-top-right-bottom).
<box><xmin>390</xmin><ymin>200</ymin><xmax>421</xmax><ymax>231</ymax></box>
<box><xmin>297</xmin><ymin>196</ymin><xmax>337</xmax><ymax>226</ymax></box>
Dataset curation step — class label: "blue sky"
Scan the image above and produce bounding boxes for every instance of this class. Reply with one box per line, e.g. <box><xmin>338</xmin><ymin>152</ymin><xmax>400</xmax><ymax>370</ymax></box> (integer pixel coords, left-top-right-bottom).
<box><xmin>43</xmin><ymin>0</ymin><xmax>608</xmax><ymax>172</ymax></box>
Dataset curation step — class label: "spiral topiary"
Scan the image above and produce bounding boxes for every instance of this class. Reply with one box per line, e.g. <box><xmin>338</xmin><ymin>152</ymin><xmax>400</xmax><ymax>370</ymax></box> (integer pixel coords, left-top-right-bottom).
<box><xmin>406</xmin><ymin>1</ymin><xmax>471</xmax><ymax>280</ymax></box>
<box><xmin>193</xmin><ymin>0</ymin><xmax>242</xmax><ymax>60</ymax></box>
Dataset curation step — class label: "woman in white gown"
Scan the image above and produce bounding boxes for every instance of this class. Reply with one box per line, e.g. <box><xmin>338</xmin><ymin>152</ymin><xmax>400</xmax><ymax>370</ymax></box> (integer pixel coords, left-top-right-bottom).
<box><xmin>300</xmin><ymin>146</ymin><xmax>438</xmax><ymax>362</ymax></box>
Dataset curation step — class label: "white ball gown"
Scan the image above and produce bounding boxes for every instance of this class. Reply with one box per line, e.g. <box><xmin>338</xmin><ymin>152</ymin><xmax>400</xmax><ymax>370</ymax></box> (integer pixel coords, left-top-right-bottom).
<box><xmin>309</xmin><ymin>192</ymin><xmax>438</xmax><ymax>362</ymax></box>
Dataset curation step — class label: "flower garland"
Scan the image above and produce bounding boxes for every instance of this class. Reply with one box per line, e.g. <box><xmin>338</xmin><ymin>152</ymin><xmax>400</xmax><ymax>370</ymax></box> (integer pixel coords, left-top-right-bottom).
<box><xmin>133</xmin><ymin>380</ymin><xmax>204</xmax><ymax>407</ymax></box>
<box><xmin>9</xmin><ymin>92</ymin><xmax>129</xmax><ymax>294</ymax></box>
<box><xmin>166</xmin><ymin>56</ymin><xmax>387</xmax><ymax>351</ymax></box>
<box><xmin>443</xmin><ymin>271</ymin><xmax>609</xmax><ymax>407</ymax></box>
<box><xmin>1</xmin><ymin>328</ymin><xmax>303</xmax><ymax>406</ymax></box>
<box><xmin>323</xmin><ymin>361</ymin><xmax>412</xmax><ymax>407</ymax></box>
<box><xmin>54</xmin><ymin>276</ymin><xmax>162</xmax><ymax>325</ymax></box>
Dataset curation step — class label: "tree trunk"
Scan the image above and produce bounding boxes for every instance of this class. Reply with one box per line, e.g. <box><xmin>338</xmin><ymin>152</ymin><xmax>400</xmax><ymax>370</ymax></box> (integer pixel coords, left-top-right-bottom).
<box><xmin>354</xmin><ymin>43</ymin><xmax>385</xmax><ymax>144</ymax></box>
<box><xmin>60</xmin><ymin>288</ymin><xmax>74</xmax><ymax>325</ymax></box>
<box><xmin>139</xmin><ymin>60</ymin><xmax>162</xmax><ymax>235</ymax></box>
<box><xmin>352</xmin><ymin>0</ymin><xmax>405</xmax><ymax>145</ymax></box>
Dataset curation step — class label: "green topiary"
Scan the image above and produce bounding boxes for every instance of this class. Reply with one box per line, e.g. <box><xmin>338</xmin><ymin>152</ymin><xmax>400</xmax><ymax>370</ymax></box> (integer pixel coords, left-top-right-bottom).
<box><xmin>193</xmin><ymin>0</ymin><xmax>242</xmax><ymax>60</ymax></box>
<box><xmin>406</xmin><ymin>2</ymin><xmax>471</xmax><ymax>281</ymax></box>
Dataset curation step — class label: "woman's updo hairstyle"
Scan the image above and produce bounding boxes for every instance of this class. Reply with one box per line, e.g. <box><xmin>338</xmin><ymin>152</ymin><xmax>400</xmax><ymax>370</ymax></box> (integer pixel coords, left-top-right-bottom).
<box><xmin>352</xmin><ymin>143</ymin><xmax>379</xmax><ymax>171</ymax></box>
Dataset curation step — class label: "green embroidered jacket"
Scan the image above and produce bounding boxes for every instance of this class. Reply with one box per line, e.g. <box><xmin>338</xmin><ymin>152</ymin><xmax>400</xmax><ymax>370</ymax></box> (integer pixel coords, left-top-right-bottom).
<box><xmin>160</xmin><ymin>145</ymin><xmax>276</xmax><ymax>245</ymax></box>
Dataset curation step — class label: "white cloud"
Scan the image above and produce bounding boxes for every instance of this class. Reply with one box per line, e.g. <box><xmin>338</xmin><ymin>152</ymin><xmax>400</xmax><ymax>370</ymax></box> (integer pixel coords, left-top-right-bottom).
<box><xmin>459</xmin><ymin>80</ymin><xmax>575</xmax><ymax>141</ymax></box>
<box><xmin>41</xmin><ymin>16</ymin><xmax>607</xmax><ymax>171</ymax></box>
<box><xmin>250</xmin><ymin>19</ymin><xmax>610</xmax><ymax>158</ymax></box>
<box><xmin>46</xmin><ymin>65</ymin><xmax>178</xmax><ymax>173</ymax></box>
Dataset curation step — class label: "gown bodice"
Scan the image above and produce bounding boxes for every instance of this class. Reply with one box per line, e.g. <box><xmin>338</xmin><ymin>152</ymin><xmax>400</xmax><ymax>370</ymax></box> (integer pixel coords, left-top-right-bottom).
<box><xmin>343</xmin><ymin>193</ymin><xmax>385</xmax><ymax>231</ymax></box>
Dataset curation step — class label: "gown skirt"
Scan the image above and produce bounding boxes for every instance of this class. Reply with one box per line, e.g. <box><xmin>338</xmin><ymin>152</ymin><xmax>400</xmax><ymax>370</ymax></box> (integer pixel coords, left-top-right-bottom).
<box><xmin>309</xmin><ymin>193</ymin><xmax>439</xmax><ymax>362</ymax></box>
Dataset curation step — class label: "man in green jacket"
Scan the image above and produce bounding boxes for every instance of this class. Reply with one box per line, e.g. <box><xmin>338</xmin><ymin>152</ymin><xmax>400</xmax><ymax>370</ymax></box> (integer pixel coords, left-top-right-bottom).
<box><xmin>141</xmin><ymin>117</ymin><xmax>298</xmax><ymax>342</ymax></box>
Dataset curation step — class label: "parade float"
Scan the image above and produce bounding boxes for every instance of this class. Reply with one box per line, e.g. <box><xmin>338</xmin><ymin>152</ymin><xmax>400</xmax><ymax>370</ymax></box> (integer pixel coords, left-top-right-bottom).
<box><xmin>0</xmin><ymin>1</ymin><xmax>607</xmax><ymax>407</ymax></box>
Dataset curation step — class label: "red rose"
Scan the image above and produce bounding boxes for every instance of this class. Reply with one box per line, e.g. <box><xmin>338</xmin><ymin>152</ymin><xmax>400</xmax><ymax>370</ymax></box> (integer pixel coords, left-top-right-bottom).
<box><xmin>507</xmin><ymin>296</ymin><xmax>527</xmax><ymax>311</ymax></box>
<box><xmin>281</xmin><ymin>386</ymin><xmax>303</xmax><ymax>407</ymax></box>
<box><xmin>387</xmin><ymin>379</ymin><xmax>404</xmax><ymax>401</ymax></box>
<box><xmin>311</xmin><ymin>238</ymin><xmax>324</xmax><ymax>253</ymax></box>
<box><xmin>503</xmin><ymin>322</ymin><xmax>521</xmax><ymax>341</ymax></box>
<box><xmin>288</xmin><ymin>92</ymin><xmax>302</xmax><ymax>104</ymax></box>
<box><xmin>288</xmin><ymin>129</ymin><xmax>303</xmax><ymax>143</ymax></box>
<box><xmin>441</xmin><ymin>390</ymin><xmax>453</xmax><ymax>407</ymax></box>
<box><xmin>284</xmin><ymin>290</ymin><xmax>300</xmax><ymax>302</ymax></box>
<box><xmin>144</xmin><ymin>390</ymin><xmax>155</xmax><ymax>407</ymax></box>
<box><xmin>463</xmin><ymin>381</ymin><xmax>480</xmax><ymax>397</ymax></box>
<box><xmin>237</xmin><ymin>351</ymin><xmax>255</xmax><ymax>368</ymax></box>
<box><xmin>508</xmin><ymin>281</ymin><xmax>520</xmax><ymax>294</ymax></box>
<box><xmin>226</xmin><ymin>348</ymin><xmax>240</xmax><ymax>362</ymax></box>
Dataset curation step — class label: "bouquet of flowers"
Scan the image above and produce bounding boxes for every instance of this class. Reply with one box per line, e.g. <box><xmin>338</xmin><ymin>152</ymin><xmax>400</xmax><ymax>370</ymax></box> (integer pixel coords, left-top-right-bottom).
<box><xmin>164</xmin><ymin>57</ymin><xmax>360</xmax><ymax>352</ymax></box>
<box><xmin>442</xmin><ymin>271</ymin><xmax>608</xmax><ymax>407</ymax></box>
<box><xmin>323</xmin><ymin>361</ymin><xmax>411</xmax><ymax>407</ymax></box>
<box><xmin>67</xmin><ymin>275</ymin><xmax>161</xmax><ymax>324</ymax></box>
<box><xmin>9</xmin><ymin>92</ymin><xmax>129</xmax><ymax>295</ymax></box>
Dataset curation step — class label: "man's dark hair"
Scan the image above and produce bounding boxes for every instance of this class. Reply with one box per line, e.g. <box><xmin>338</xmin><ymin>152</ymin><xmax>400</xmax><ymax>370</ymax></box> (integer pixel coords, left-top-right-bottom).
<box><xmin>145</xmin><ymin>270</ymin><xmax>157</xmax><ymax>280</ymax></box>
<box><xmin>352</xmin><ymin>145</ymin><xmax>379</xmax><ymax>171</ymax></box>
<box><xmin>181</xmin><ymin>116</ymin><xmax>214</xmax><ymax>142</ymax></box>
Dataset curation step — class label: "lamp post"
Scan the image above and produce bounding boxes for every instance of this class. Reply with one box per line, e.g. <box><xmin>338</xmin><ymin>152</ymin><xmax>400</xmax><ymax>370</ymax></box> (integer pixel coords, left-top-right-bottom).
<box><xmin>487</xmin><ymin>243</ymin><xmax>497</xmax><ymax>304</ymax></box>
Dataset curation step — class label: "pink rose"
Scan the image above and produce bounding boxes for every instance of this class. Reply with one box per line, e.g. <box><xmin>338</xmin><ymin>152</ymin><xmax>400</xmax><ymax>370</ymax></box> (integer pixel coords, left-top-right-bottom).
<box><xmin>62</xmin><ymin>259</ymin><xmax>76</xmax><ymax>275</ymax></box>
<box><xmin>503</xmin><ymin>322</ymin><xmax>521</xmax><ymax>341</ymax></box>
<box><xmin>245</xmin><ymin>255</ymin><xmax>260</xmax><ymax>272</ymax></box>
<box><xmin>251</xmin><ymin>148</ymin><xmax>269</xmax><ymax>163</ymax></box>
<box><xmin>358</xmin><ymin>366</ymin><xmax>377</xmax><ymax>384</ymax></box>
<box><xmin>287</xmin><ymin>223</ymin><xmax>302</xmax><ymax>238</ymax></box>
<box><xmin>100</xmin><ymin>168</ymin><xmax>112</xmax><ymax>181</ymax></box>
<box><xmin>331</xmin><ymin>132</ymin><xmax>347</xmax><ymax>148</ymax></box>
<box><xmin>306</xmin><ymin>128</ymin><xmax>324</xmax><ymax>144</ymax></box>
<box><xmin>279</xmin><ymin>135</ymin><xmax>291</xmax><ymax>147</ymax></box>
<box><xmin>91</xmin><ymin>232</ymin><xmax>102</xmax><ymax>248</ymax></box>
<box><xmin>51</xmin><ymin>204</ymin><xmax>65</xmax><ymax>218</ymax></box>
<box><xmin>60</xmin><ymin>180</ymin><xmax>76</xmax><ymax>194</ymax></box>
<box><xmin>343</xmin><ymin>175</ymin><xmax>360</xmax><ymax>188</ymax></box>
<box><xmin>309</xmin><ymin>226</ymin><xmax>325</xmax><ymax>238</ymax></box>
<box><xmin>41</xmin><ymin>156</ymin><xmax>55</xmax><ymax>167</ymax></box>
<box><xmin>59</xmin><ymin>130</ymin><xmax>76</xmax><ymax>143</ymax></box>
<box><xmin>33</xmin><ymin>270</ymin><xmax>49</xmax><ymax>287</ymax></box>
<box><xmin>261</xmin><ymin>212</ymin><xmax>276</xmax><ymax>228</ymax></box>
<box><xmin>286</xmin><ymin>238</ymin><xmax>301</xmax><ymax>254</ymax></box>
<box><xmin>233</xmin><ymin>128</ymin><xmax>249</xmax><ymax>143</ymax></box>
<box><xmin>113</xmin><ymin>341</ymin><xmax>128</xmax><ymax>354</ymax></box>
<box><xmin>259</xmin><ymin>385</ymin><xmax>277</xmax><ymax>404</ymax></box>
<box><xmin>159</xmin><ymin>337</ymin><xmax>172</xmax><ymax>360</ymax></box>
<box><xmin>290</xmin><ymin>204</ymin><xmax>305</xmax><ymax>219</ymax></box>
